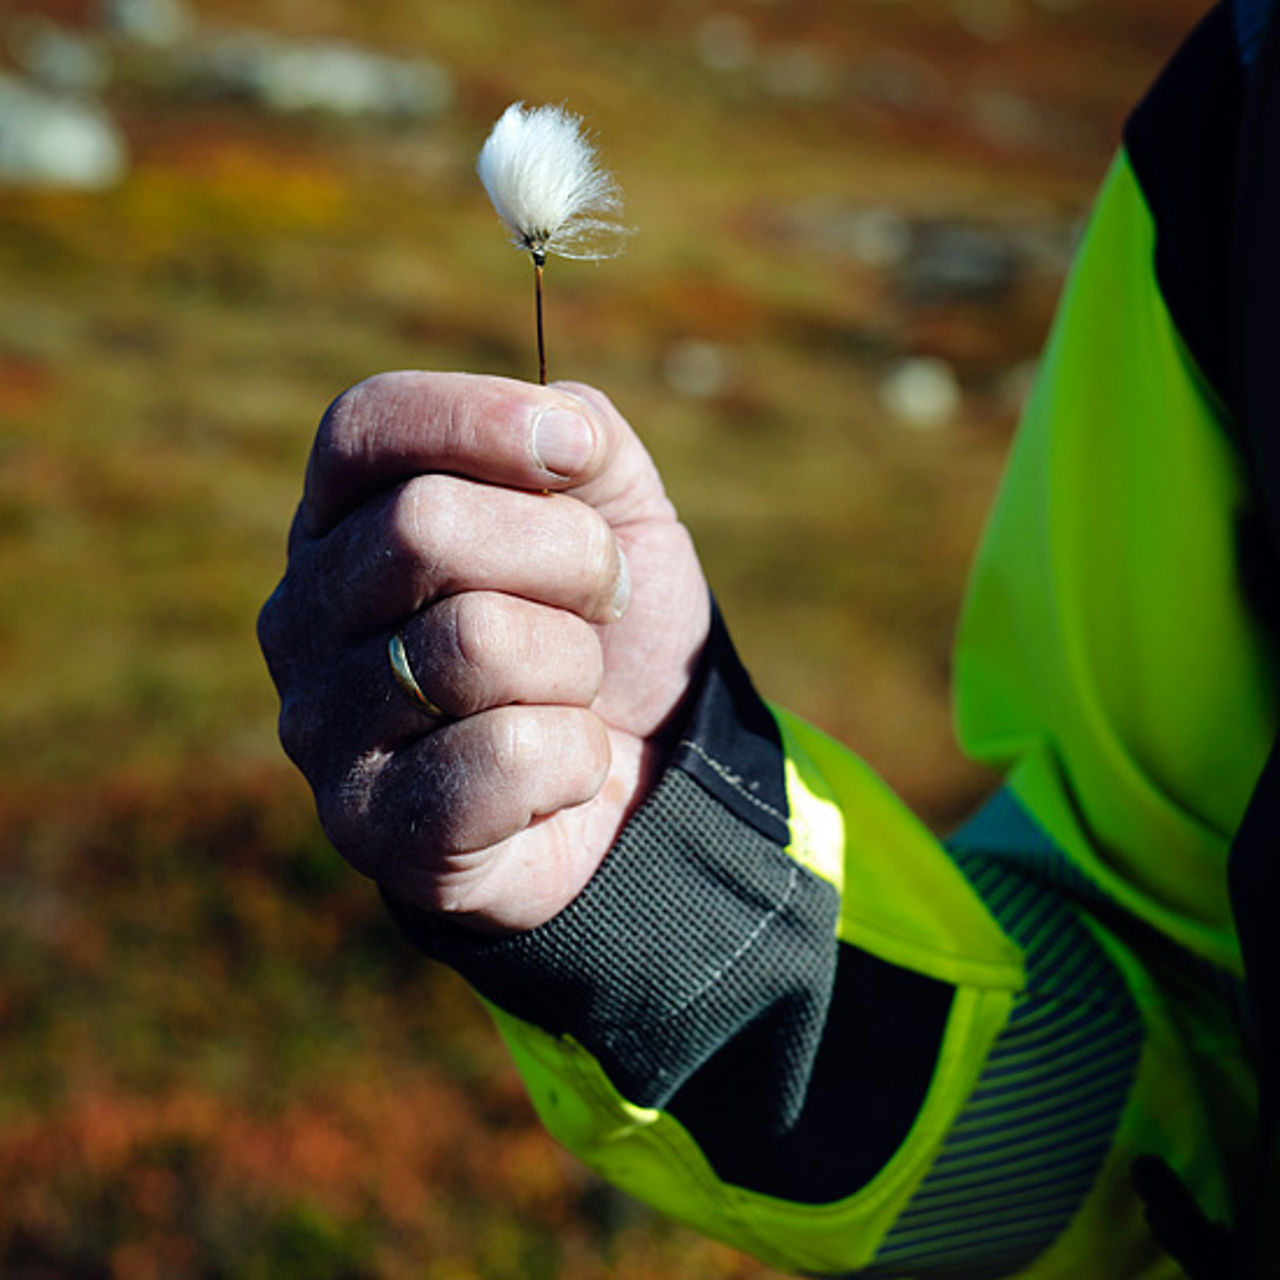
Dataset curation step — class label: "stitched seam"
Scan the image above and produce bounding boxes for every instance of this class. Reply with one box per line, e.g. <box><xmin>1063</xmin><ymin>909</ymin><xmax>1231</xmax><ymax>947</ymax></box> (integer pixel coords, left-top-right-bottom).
<box><xmin>677</xmin><ymin>738</ymin><xmax>789</xmax><ymax>827</ymax></box>
<box><xmin>602</xmin><ymin>861</ymin><xmax>801</xmax><ymax>1044</ymax></box>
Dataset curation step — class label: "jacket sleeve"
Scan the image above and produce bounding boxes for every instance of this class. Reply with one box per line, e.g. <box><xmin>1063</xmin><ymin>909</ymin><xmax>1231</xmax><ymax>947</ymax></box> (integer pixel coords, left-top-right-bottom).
<box><xmin>384</xmin><ymin>608</ymin><xmax>1034</xmax><ymax>1276</ymax></box>
<box><xmin>382</xmin><ymin>8</ymin><xmax>1271</xmax><ymax>1275</ymax></box>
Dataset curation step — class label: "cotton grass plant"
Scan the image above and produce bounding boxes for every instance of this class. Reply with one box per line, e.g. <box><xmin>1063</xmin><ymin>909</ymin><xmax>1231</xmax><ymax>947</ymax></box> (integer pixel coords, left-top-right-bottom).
<box><xmin>478</xmin><ymin>102</ymin><xmax>630</xmax><ymax>384</ymax></box>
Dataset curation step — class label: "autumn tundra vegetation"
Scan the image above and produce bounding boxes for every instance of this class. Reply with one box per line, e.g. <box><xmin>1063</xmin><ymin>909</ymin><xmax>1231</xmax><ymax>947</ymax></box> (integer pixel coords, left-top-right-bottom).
<box><xmin>0</xmin><ymin>0</ymin><xmax>1207</xmax><ymax>1274</ymax></box>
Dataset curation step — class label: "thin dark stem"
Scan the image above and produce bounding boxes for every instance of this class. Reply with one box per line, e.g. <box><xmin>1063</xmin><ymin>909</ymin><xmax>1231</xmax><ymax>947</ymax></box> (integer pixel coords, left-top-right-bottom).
<box><xmin>533</xmin><ymin>256</ymin><xmax>547</xmax><ymax>386</ymax></box>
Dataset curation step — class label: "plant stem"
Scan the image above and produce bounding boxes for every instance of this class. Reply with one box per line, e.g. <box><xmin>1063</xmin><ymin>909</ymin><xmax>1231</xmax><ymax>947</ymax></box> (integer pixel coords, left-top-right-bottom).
<box><xmin>533</xmin><ymin>253</ymin><xmax>547</xmax><ymax>386</ymax></box>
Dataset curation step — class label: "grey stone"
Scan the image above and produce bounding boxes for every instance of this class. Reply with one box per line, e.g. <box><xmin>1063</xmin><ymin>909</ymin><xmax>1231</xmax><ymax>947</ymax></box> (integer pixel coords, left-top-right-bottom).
<box><xmin>178</xmin><ymin>30</ymin><xmax>454</xmax><ymax>121</ymax></box>
<box><xmin>761</xmin><ymin>44</ymin><xmax>835</xmax><ymax>100</ymax></box>
<box><xmin>848</xmin><ymin>53</ymin><xmax>945</xmax><ymax>116</ymax></box>
<box><xmin>952</xmin><ymin>0</ymin><xmax>1017</xmax><ymax>41</ymax></box>
<box><xmin>99</xmin><ymin>0</ymin><xmax>193</xmax><ymax>48</ymax></box>
<box><xmin>7</xmin><ymin>16</ymin><xmax>112</xmax><ymax>94</ymax></box>
<box><xmin>880</xmin><ymin>357</ymin><xmax>961</xmax><ymax>429</ymax></box>
<box><xmin>661</xmin><ymin>338</ymin><xmax>734</xmax><ymax>400</ymax></box>
<box><xmin>0</xmin><ymin>73</ymin><xmax>127</xmax><ymax>189</ymax></box>
<box><xmin>695</xmin><ymin>13</ymin><xmax>755</xmax><ymax>73</ymax></box>
<box><xmin>896</xmin><ymin>222</ymin><xmax>1021</xmax><ymax>302</ymax></box>
<box><xmin>844</xmin><ymin>208</ymin><xmax>913</xmax><ymax>270</ymax></box>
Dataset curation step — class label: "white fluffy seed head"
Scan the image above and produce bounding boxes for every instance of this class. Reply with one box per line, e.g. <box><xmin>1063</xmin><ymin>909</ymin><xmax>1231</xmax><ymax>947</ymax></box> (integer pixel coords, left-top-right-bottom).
<box><xmin>477</xmin><ymin>102</ymin><xmax>630</xmax><ymax>262</ymax></box>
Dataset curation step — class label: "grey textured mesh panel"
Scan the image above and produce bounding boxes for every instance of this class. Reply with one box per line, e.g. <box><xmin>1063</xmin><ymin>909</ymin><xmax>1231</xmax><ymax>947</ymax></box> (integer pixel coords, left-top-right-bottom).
<box><xmin>386</xmin><ymin>767</ymin><xmax>840</xmax><ymax>1110</ymax></box>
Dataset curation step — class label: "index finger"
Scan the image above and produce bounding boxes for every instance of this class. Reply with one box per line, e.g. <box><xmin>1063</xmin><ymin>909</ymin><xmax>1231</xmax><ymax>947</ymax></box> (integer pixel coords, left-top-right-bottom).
<box><xmin>298</xmin><ymin>371</ymin><xmax>602</xmax><ymax>541</ymax></box>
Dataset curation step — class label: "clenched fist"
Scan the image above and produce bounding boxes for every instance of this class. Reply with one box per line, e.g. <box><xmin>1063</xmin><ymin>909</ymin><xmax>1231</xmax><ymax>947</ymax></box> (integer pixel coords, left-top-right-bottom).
<box><xmin>258</xmin><ymin>373</ymin><xmax>710</xmax><ymax>934</ymax></box>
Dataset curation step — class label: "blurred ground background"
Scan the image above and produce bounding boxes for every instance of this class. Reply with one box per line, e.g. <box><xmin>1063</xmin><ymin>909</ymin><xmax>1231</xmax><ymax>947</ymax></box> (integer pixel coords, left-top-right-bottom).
<box><xmin>0</xmin><ymin>0</ymin><xmax>1209</xmax><ymax>1275</ymax></box>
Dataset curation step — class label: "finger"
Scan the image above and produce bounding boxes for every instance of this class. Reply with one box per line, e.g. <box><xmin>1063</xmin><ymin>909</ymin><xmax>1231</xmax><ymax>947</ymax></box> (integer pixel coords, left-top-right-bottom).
<box><xmin>274</xmin><ymin>595</ymin><xmax>604</xmax><ymax>794</ymax></box>
<box><xmin>317</xmin><ymin>706</ymin><xmax>611</xmax><ymax>883</ymax></box>
<box><xmin>300</xmin><ymin>371</ymin><xmax>610</xmax><ymax>540</ymax></box>
<box><xmin>299</xmin><ymin>472</ymin><xmax>628</xmax><ymax>641</ymax></box>
<box><xmin>395</xmin><ymin>593</ymin><xmax>604</xmax><ymax>720</ymax></box>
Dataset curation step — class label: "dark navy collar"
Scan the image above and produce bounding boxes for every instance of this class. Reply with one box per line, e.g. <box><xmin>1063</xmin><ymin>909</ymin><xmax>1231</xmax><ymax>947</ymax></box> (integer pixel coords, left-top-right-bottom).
<box><xmin>1236</xmin><ymin>0</ymin><xmax>1276</xmax><ymax>65</ymax></box>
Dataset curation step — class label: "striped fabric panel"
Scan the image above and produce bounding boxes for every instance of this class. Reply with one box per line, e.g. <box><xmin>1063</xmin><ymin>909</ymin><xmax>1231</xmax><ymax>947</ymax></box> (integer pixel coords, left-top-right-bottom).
<box><xmin>952</xmin><ymin>790</ymin><xmax>1253</xmax><ymax>1047</ymax></box>
<box><xmin>850</xmin><ymin>795</ymin><xmax>1144</xmax><ymax>1279</ymax></box>
<box><xmin>1235</xmin><ymin>0</ymin><xmax>1275</xmax><ymax>66</ymax></box>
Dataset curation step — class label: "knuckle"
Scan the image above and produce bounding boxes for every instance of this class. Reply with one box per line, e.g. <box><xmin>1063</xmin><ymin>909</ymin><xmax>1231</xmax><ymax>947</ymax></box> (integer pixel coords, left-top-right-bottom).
<box><xmin>488</xmin><ymin>709</ymin><xmax>542</xmax><ymax>784</ymax></box>
<box><xmin>311</xmin><ymin>383</ymin><xmax>362</xmax><ymax>486</ymax></box>
<box><xmin>391</xmin><ymin>474</ymin><xmax>456</xmax><ymax>565</ymax></box>
<box><xmin>309</xmin><ymin>374</ymin><xmax>405</xmax><ymax>509</ymax></box>
<box><xmin>448</xmin><ymin>593</ymin><xmax>507</xmax><ymax>676</ymax></box>
<box><xmin>256</xmin><ymin>585</ymin><xmax>289</xmax><ymax>672</ymax></box>
<box><xmin>579</xmin><ymin>627</ymin><xmax>606</xmax><ymax>691</ymax></box>
<box><xmin>315</xmin><ymin>374</ymin><xmax>389</xmax><ymax>464</ymax></box>
<box><xmin>258</xmin><ymin>580</ymin><xmax>321</xmax><ymax>698</ymax></box>
<box><xmin>257</xmin><ymin>557</ymin><xmax>329</xmax><ymax>681</ymax></box>
<box><xmin>276</xmin><ymin>694</ymin><xmax>321</xmax><ymax>771</ymax></box>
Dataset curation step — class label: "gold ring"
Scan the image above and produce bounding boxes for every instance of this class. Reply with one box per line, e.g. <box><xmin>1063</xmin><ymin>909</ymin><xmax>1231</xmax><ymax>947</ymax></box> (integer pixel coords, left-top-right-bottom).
<box><xmin>388</xmin><ymin>632</ymin><xmax>448</xmax><ymax>720</ymax></box>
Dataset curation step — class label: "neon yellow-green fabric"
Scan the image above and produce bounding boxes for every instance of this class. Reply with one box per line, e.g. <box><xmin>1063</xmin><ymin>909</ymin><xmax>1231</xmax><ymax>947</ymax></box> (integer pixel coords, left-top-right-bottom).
<box><xmin>776</xmin><ymin>707</ymin><xmax>1024</xmax><ymax>989</ymax></box>
<box><xmin>478</xmin><ymin>148</ymin><xmax>1268</xmax><ymax>1276</ymax></box>
<box><xmin>954</xmin><ymin>151</ymin><xmax>1277</xmax><ymax>975</ymax></box>
<box><xmin>486</xmin><ymin>966</ymin><xmax>1019</xmax><ymax>1276</ymax></box>
<box><xmin>485</xmin><ymin>706</ymin><xmax>1025</xmax><ymax>1275</ymax></box>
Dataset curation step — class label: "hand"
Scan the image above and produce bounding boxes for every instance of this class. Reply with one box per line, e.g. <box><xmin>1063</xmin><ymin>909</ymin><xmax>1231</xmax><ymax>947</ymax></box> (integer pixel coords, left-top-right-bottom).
<box><xmin>258</xmin><ymin>372</ymin><xmax>710</xmax><ymax>934</ymax></box>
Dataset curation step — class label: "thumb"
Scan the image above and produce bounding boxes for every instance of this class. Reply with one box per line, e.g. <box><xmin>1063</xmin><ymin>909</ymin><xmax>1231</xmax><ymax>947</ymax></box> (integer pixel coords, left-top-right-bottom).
<box><xmin>299</xmin><ymin>371</ymin><xmax>665</xmax><ymax>542</ymax></box>
<box><xmin>551</xmin><ymin>380</ymin><xmax>676</xmax><ymax>530</ymax></box>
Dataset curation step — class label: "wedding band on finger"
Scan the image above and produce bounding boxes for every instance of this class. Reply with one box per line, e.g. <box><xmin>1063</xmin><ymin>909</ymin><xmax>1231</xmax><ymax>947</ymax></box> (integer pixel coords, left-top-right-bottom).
<box><xmin>388</xmin><ymin>631</ymin><xmax>449</xmax><ymax>721</ymax></box>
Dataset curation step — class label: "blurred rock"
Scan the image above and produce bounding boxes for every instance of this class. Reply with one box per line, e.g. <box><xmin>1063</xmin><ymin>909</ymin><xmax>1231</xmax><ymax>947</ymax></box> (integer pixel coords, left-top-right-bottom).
<box><xmin>880</xmin><ymin>357</ymin><xmax>961</xmax><ymax>429</ymax></box>
<box><xmin>842</xmin><ymin>208</ymin><xmax>912</xmax><ymax>270</ymax></box>
<box><xmin>99</xmin><ymin>0</ymin><xmax>193</xmax><ymax>47</ymax></box>
<box><xmin>952</xmin><ymin>0</ymin><xmax>1017</xmax><ymax>41</ymax></box>
<box><xmin>786</xmin><ymin>205</ymin><xmax>912</xmax><ymax>268</ymax></box>
<box><xmin>695</xmin><ymin>13</ymin><xmax>754</xmax><ymax>72</ymax></box>
<box><xmin>968</xmin><ymin>87</ymin><xmax>1091</xmax><ymax>155</ymax></box>
<box><xmin>896</xmin><ymin>222</ymin><xmax>1020</xmax><ymax>302</ymax></box>
<box><xmin>848</xmin><ymin>52</ymin><xmax>945</xmax><ymax>117</ymax></box>
<box><xmin>0</xmin><ymin>73</ymin><xmax>127</xmax><ymax>189</ymax></box>
<box><xmin>969</xmin><ymin>88</ymin><xmax>1040</xmax><ymax>149</ymax></box>
<box><xmin>1003</xmin><ymin>220</ymin><xmax>1080</xmax><ymax>277</ymax></box>
<box><xmin>761</xmin><ymin>44</ymin><xmax>835</xmax><ymax>100</ymax></box>
<box><xmin>661</xmin><ymin>338</ymin><xmax>734</xmax><ymax>400</ymax></box>
<box><xmin>7</xmin><ymin>16</ymin><xmax>112</xmax><ymax>94</ymax></box>
<box><xmin>177</xmin><ymin>30</ymin><xmax>454</xmax><ymax>121</ymax></box>
<box><xmin>780</xmin><ymin>202</ymin><xmax>1072</xmax><ymax>304</ymax></box>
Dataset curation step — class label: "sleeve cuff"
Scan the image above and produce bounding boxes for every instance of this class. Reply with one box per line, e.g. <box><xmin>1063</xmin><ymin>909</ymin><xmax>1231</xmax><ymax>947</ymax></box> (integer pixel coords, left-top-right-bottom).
<box><xmin>381</xmin><ymin>605</ymin><xmax>841</xmax><ymax>1112</ymax></box>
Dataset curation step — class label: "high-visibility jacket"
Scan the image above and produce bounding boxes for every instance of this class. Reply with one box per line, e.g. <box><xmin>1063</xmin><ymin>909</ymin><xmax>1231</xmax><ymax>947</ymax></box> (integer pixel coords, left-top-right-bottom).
<box><xmin>387</xmin><ymin>4</ymin><xmax>1278</xmax><ymax>1275</ymax></box>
